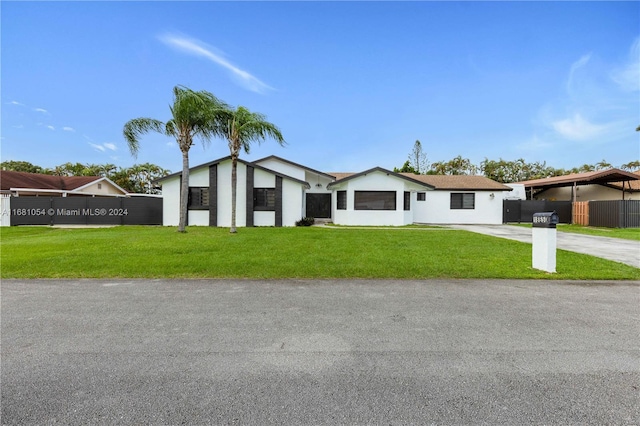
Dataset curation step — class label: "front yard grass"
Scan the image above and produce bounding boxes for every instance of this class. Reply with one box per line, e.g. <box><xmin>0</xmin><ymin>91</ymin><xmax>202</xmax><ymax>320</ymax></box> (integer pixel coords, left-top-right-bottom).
<box><xmin>1</xmin><ymin>226</ymin><xmax>638</xmax><ymax>280</ymax></box>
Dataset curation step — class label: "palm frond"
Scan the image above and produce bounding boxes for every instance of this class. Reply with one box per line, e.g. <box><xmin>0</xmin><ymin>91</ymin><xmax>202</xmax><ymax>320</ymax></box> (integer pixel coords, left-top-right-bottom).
<box><xmin>122</xmin><ymin>118</ymin><xmax>166</xmax><ymax>157</ymax></box>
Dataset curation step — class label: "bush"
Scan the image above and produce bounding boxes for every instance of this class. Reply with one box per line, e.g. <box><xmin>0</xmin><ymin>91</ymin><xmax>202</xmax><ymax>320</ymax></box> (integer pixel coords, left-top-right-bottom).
<box><xmin>295</xmin><ymin>217</ymin><xmax>315</xmax><ymax>226</ymax></box>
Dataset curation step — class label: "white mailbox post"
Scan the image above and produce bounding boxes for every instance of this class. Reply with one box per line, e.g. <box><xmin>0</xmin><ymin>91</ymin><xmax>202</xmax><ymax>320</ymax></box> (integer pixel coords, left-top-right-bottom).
<box><xmin>532</xmin><ymin>211</ymin><xmax>559</xmax><ymax>273</ymax></box>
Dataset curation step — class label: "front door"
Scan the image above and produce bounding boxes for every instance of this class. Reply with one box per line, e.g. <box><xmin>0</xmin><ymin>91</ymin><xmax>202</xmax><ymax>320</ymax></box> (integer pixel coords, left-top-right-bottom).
<box><xmin>306</xmin><ymin>193</ymin><xmax>331</xmax><ymax>218</ymax></box>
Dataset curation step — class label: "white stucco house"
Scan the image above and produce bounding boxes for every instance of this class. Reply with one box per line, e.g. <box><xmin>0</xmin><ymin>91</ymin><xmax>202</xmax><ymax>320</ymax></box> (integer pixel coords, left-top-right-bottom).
<box><xmin>155</xmin><ymin>155</ymin><xmax>513</xmax><ymax>227</ymax></box>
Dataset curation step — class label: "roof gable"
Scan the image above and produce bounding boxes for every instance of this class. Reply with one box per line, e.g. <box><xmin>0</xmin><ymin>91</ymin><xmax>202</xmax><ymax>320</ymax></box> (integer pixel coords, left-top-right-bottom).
<box><xmin>327</xmin><ymin>167</ymin><xmax>435</xmax><ymax>189</ymax></box>
<box><xmin>155</xmin><ymin>156</ymin><xmax>311</xmax><ymax>188</ymax></box>
<box><xmin>254</xmin><ymin>155</ymin><xmax>336</xmax><ymax>180</ymax></box>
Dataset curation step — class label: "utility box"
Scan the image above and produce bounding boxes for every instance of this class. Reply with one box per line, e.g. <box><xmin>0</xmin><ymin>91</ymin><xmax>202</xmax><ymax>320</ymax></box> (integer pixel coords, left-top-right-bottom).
<box><xmin>532</xmin><ymin>211</ymin><xmax>558</xmax><ymax>273</ymax></box>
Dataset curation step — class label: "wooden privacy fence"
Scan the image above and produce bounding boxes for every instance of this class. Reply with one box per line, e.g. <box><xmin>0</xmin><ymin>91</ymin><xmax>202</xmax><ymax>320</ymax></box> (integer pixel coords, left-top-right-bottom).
<box><xmin>573</xmin><ymin>201</ymin><xmax>589</xmax><ymax>226</ymax></box>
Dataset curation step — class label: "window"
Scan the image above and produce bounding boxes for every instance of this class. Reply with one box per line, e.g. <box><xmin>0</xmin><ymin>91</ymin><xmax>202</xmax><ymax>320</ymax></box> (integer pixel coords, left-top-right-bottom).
<box><xmin>254</xmin><ymin>188</ymin><xmax>275</xmax><ymax>211</ymax></box>
<box><xmin>404</xmin><ymin>192</ymin><xmax>410</xmax><ymax>211</ymax></box>
<box><xmin>354</xmin><ymin>191</ymin><xmax>396</xmax><ymax>210</ymax></box>
<box><xmin>417</xmin><ymin>192</ymin><xmax>426</xmax><ymax>201</ymax></box>
<box><xmin>450</xmin><ymin>193</ymin><xmax>475</xmax><ymax>209</ymax></box>
<box><xmin>337</xmin><ymin>191</ymin><xmax>347</xmax><ymax>210</ymax></box>
<box><xmin>97</xmin><ymin>183</ymin><xmax>102</xmax><ymax>190</ymax></box>
<box><xmin>188</xmin><ymin>187</ymin><xmax>209</xmax><ymax>209</ymax></box>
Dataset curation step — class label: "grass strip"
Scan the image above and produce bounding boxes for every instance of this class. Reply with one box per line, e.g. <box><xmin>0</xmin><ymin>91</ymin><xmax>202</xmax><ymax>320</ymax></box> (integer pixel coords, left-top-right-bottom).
<box><xmin>1</xmin><ymin>226</ymin><xmax>638</xmax><ymax>280</ymax></box>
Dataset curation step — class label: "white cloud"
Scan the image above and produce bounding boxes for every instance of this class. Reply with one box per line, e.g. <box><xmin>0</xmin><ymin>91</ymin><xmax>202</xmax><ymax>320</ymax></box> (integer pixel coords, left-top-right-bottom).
<box><xmin>47</xmin><ymin>125</ymin><xmax>55</xmax><ymax>131</ymax></box>
<box><xmin>89</xmin><ymin>143</ymin><xmax>106</xmax><ymax>152</ymax></box>
<box><xmin>89</xmin><ymin>142</ymin><xmax>117</xmax><ymax>153</ymax></box>
<box><xmin>63</xmin><ymin>126</ymin><xmax>75</xmax><ymax>132</ymax></box>
<box><xmin>552</xmin><ymin>114</ymin><xmax>606</xmax><ymax>141</ymax></box>
<box><xmin>34</xmin><ymin>108</ymin><xmax>49</xmax><ymax>114</ymax></box>
<box><xmin>12</xmin><ymin>125</ymin><xmax>24</xmax><ymax>129</ymax></box>
<box><xmin>158</xmin><ymin>33</ymin><xmax>273</xmax><ymax>94</ymax></box>
<box><xmin>611</xmin><ymin>37</ymin><xmax>640</xmax><ymax>92</ymax></box>
<box><xmin>567</xmin><ymin>53</ymin><xmax>591</xmax><ymax>92</ymax></box>
<box><xmin>9</xmin><ymin>101</ymin><xmax>25</xmax><ymax>106</ymax></box>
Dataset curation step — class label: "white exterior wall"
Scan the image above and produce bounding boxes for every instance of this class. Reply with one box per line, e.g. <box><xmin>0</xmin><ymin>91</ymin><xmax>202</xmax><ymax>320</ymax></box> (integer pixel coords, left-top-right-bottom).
<box><xmin>217</xmin><ymin>161</ymin><xmax>247</xmax><ymax>227</ymax></box>
<box><xmin>162</xmin><ymin>178</ymin><xmax>181</xmax><ymax>226</ymax></box>
<box><xmin>283</xmin><ymin>180</ymin><xmax>304</xmax><ymax>226</ymax></box>
<box><xmin>505</xmin><ymin>184</ymin><xmax>526</xmax><ymax>200</ymax></box>
<box><xmin>332</xmin><ymin>171</ymin><xmax>421</xmax><ymax>226</ymax></box>
<box><xmin>255</xmin><ymin>158</ymin><xmax>305</xmax><ymax>180</ymax></box>
<box><xmin>414</xmin><ymin>190</ymin><xmax>505</xmax><ymax>224</ymax></box>
<box><xmin>1</xmin><ymin>195</ymin><xmax>10</xmax><ymax>227</ymax></box>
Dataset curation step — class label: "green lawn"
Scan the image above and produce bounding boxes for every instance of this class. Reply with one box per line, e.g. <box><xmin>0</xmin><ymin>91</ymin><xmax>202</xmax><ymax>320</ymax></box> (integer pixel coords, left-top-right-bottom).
<box><xmin>1</xmin><ymin>226</ymin><xmax>638</xmax><ymax>280</ymax></box>
<box><xmin>512</xmin><ymin>223</ymin><xmax>640</xmax><ymax>241</ymax></box>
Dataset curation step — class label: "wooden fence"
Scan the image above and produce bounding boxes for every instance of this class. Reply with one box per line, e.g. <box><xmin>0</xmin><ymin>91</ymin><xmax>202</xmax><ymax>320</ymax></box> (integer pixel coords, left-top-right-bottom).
<box><xmin>573</xmin><ymin>201</ymin><xmax>589</xmax><ymax>226</ymax></box>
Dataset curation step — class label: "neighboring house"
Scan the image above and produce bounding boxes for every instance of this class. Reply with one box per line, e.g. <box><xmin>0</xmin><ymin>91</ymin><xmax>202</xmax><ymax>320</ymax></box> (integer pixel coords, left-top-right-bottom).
<box><xmin>156</xmin><ymin>155</ymin><xmax>513</xmax><ymax>227</ymax></box>
<box><xmin>0</xmin><ymin>170</ymin><xmax>129</xmax><ymax>197</ymax></box>
<box><xmin>516</xmin><ymin>169</ymin><xmax>640</xmax><ymax>201</ymax></box>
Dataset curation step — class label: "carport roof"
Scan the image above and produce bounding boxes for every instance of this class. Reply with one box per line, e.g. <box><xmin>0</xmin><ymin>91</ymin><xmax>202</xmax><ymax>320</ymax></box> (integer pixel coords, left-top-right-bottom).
<box><xmin>516</xmin><ymin>168</ymin><xmax>639</xmax><ymax>189</ymax></box>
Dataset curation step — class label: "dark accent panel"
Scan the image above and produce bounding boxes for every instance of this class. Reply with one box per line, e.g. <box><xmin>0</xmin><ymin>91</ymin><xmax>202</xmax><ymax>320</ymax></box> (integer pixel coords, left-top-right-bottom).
<box><xmin>246</xmin><ymin>166</ymin><xmax>254</xmax><ymax>227</ymax></box>
<box><xmin>503</xmin><ymin>200</ymin><xmax>571</xmax><ymax>224</ymax></box>
<box><xmin>51</xmin><ymin>197</ymin><xmax>89</xmax><ymax>225</ymax></box>
<box><xmin>9</xmin><ymin>196</ymin><xmax>162</xmax><ymax>226</ymax></box>
<box><xmin>209</xmin><ymin>165</ymin><xmax>217</xmax><ymax>227</ymax></box>
<box><xmin>275</xmin><ymin>176</ymin><xmax>283</xmax><ymax>227</ymax></box>
<box><xmin>306</xmin><ymin>193</ymin><xmax>331</xmax><ymax>218</ymax></box>
<box><xmin>122</xmin><ymin>198</ymin><xmax>162</xmax><ymax>225</ymax></box>
<box><xmin>503</xmin><ymin>200</ymin><xmax>522</xmax><ymax>223</ymax></box>
<box><xmin>590</xmin><ymin>200</ymin><xmax>640</xmax><ymax>228</ymax></box>
<box><xmin>9</xmin><ymin>197</ymin><xmax>53</xmax><ymax>226</ymax></box>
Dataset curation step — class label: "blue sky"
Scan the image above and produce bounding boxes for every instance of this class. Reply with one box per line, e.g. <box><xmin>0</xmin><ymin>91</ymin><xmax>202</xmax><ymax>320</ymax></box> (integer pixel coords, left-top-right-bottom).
<box><xmin>2</xmin><ymin>1</ymin><xmax>638</xmax><ymax>175</ymax></box>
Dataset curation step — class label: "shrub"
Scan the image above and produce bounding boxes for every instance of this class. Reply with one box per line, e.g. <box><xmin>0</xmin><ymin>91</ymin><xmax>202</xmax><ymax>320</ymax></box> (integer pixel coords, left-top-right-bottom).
<box><xmin>295</xmin><ymin>217</ymin><xmax>315</xmax><ymax>226</ymax></box>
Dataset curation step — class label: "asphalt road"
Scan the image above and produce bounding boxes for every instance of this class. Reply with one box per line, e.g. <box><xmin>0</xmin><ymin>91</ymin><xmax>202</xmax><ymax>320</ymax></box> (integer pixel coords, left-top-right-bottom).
<box><xmin>2</xmin><ymin>279</ymin><xmax>639</xmax><ymax>425</ymax></box>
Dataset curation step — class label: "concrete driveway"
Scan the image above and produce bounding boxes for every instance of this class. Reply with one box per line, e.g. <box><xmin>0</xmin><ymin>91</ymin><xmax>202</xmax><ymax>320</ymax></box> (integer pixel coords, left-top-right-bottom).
<box><xmin>448</xmin><ymin>224</ymin><xmax>640</xmax><ymax>268</ymax></box>
<box><xmin>2</xmin><ymin>279</ymin><xmax>639</xmax><ymax>425</ymax></box>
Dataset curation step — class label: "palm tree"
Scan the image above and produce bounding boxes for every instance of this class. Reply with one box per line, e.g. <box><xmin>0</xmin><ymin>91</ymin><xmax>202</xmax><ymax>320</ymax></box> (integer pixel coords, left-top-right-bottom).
<box><xmin>221</xmin><ymin>106</ymin><xmax>285</xmax><ymax>233</ymax></box>
<box><xmin>123</xmin><ymin>85</ymin><xmax>228</xmax><ymax>232</ymax></box>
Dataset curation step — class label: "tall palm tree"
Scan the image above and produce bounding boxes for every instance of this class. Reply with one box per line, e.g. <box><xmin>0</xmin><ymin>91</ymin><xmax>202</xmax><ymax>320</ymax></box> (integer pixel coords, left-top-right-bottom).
<box><xmin>222</xmin><ymin>106</ymin><xmax>285</xmax><ymax>233</ymax></box>
<box><xmin>123</xmin><ymin>85</ymin><xmax>228</xmax><ymax>232</ymax></box>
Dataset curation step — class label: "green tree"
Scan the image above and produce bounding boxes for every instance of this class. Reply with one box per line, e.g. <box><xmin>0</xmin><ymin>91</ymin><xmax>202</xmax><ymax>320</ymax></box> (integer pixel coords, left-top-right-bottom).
<box><xmin>620</xmin><ymin>160</ymin><xmax>640</xmax><ymax>171</ymax></box>
<box><xmin>123</xmin><ymin>85</ymin><xmax>229</xmax><ymax>232</ymax></box>
<box><xmin>393</xmin><ymin>160</ymin><xmax>417</xmax><ymax>174</ymax></box>
<box><xmin>408</xmin><ymin>140</ymin><xmax>428</xmax><ymax>174</ymax></box>
<box><xmin>430</xmin><ymin>155</ymin><xmax>478</xmax><ymax>175</ymax></box>
<box><xmin>0</xmin><ymin>160</ymin><xmax>46</xmax><ymax>174</ymax></box>
<box><xmin>220</xmin><ymin>106</ymin><xmax>285</xmax><ymax>233</ymax></box>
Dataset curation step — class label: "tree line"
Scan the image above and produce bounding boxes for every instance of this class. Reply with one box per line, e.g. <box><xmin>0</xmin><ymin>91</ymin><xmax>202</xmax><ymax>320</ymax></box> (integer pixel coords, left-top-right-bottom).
<box><xmin>0</xmin><ymin>160</ymin><xmax>170</xmax><ymax>194</ymax></box>
<box><xmin>395</xmin><ymin>140</ymin><xmax>639</xmax><ymax>183</ymax></box>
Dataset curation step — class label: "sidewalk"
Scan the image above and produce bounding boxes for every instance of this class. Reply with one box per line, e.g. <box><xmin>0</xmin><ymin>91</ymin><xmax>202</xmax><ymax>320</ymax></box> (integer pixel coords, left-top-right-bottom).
<box><xmin>447</xmin><ymin>225</ymin><xmax>640</xmax><ymax>269</ymax></box>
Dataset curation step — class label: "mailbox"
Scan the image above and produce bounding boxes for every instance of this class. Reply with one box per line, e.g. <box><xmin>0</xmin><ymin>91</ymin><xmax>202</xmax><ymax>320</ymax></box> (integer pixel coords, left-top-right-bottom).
<box><xmin>532</xmin><ymin>211</ymin><xmax>559</xmax><ymax>228</ymax></box>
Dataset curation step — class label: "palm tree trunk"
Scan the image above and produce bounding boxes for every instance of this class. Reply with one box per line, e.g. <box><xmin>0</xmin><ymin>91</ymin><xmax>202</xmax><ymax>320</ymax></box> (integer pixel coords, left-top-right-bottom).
<box><xmin>178</xmin><ymin>149</ymin><xmax>189</xmax><ymax>232</ymax></box>
<box><xmin>230</xmin><ymin>154</ymin><xmax>237</xmax><ymax>233</ymax></box>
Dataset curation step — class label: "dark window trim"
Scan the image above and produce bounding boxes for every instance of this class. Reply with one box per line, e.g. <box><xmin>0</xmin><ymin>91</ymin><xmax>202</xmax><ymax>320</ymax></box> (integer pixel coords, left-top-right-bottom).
<box><xmin>354</xmin><ymin>191</ymin><xmax>397</xmax><ymax>211</ymax></box>
<box><xmin>417</xmin><ymin>192</ymin><xmax>426</xmax><ymax>201</ymax></box>
<box><xmin>253</xmin><ymin>187</ymin><xmax>276</xmax><ymax>211</ymax></box>
<box><xmin>450</xmin><ymin>192</ymin><xmax>475</xmax><ymax>210</ymax></box>
<box><xmin>337</xmin><ymin>190</ymin><xmax>347</xmax><ymax>210</ymax></box>
<box><xmin>404</xmin><ymin>192</ymin><xmax>411</xmax><ymax>211</ymax></box>
<box><xmin>188</xmin><ymin>187</ymin><xmax>210</xmax><ymax>210</ymax></box>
